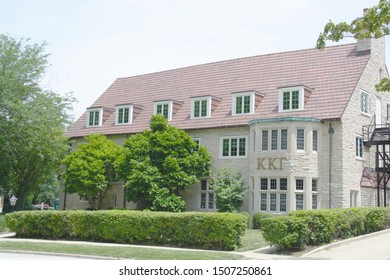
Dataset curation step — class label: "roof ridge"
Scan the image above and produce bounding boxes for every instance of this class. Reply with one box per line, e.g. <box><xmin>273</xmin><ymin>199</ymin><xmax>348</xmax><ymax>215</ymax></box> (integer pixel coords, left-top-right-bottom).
<box><xmin>116</xmin><ymin>43</ymin><xmax>358</xmax><ymax>80</ymax></box>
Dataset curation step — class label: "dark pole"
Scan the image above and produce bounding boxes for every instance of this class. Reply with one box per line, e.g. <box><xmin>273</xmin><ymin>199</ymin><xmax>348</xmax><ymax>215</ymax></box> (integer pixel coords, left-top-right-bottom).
<box><xmin>328</xmin><ymin>123</ymin><xmax>334</xmax><ymax>209</ymax></box>
<box><xmin>377</xmin><ymin>145</ymin><xmax>380</xmax><ymax>207</ymax></box>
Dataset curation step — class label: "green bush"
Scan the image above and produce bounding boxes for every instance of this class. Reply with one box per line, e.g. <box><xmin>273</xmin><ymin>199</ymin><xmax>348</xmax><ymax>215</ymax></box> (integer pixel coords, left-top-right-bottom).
<box><xmin>261</xmin><ymin>207</ymin><xmax>390</xmax><ymax>251</ymax></box>
<box><xmin>5</xmin><ymin>210</ymin><xmax>248</xmax><ymax>251</ymax></box>
<box><xmin>252</xmin><ymin>212</ymin><xmax>273</xmax><ymax>229</ymax></box>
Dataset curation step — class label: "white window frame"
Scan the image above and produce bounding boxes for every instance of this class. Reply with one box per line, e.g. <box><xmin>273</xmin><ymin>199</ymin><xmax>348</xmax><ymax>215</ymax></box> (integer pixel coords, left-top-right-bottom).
<box><xmin>296</xmin><ymin>128</ymin><xmax>305</xmax><ymax>151</ymax></box>
<box><xmin>115</xmin><ymin>105</ymin><xmax>133</xmax><ymax>125</ymax></box>
<box><xmin>259</xmin><ymin>177</ymin><xmax>288</xmax><ymax>213</ymax></box>
<box><xmin>295</xmin><ymin>178</ymin><xmax>305</xmax><ymax>210</ymax></box>
<box><xmin>86</xmin><ymin>108</ymin><xmax>103</xmax><ymax>127</ymax></box>
<box><xmin>153</xmin><ymin>101</ymin><xmax>173</xmax><ymax>121</ymax></box>
<box><xmin>356</xmin><ymin>136</ymin><xmax>363</xmax><ymax>158</ymax></box>
<box><xmin>360</xmin><ymin>90</ymin><xmax>370</xmax><ymax>115</ymax></box>
<box><xmin>279</xmin><ymin>87</ymin><xmax>304</xmax><ymax>112</ymax></box>
<box><xmin>191</xmin><ymin>97</ymin><xmax>211</xmax><ymax>119</ymax></box>
<box><xmin>232</xmin><ymin>92</ymin><xmax>255</xmax><ymax>116</ymax></box>
<box><xmin>312</xmin><ymin>179</ymin><xmax>318</xmax><ymax>210</ymax></box>
<box><xmin>220</xmin><ymin>136</ymin><xmax>248</xmax><ymax>158</ymax></box>
<box><xmin>200</xmin><ymin>180</ymin><xmax>215</xmax><ymax>211</ymax></box>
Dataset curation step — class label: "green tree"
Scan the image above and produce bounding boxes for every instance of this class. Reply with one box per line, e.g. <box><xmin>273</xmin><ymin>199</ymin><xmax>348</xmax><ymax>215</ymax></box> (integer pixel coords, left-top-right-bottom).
<box><xmin>316</xmin><ymin>0</ymin><xmax>390</xmax><ymax>91</ymax></box>
<box><xmin>62</xmin><ymin>134</ymin><xmax>123</xmax><ymax>210</ymax></box>
<box><xmin>210</xmin><ymin>168</ymin><xmax>247</xmax><ymax>212</ymax></box>
<box><xmin>118</xmin><ymin>115</ymin><xmax>212</xmax><ymax>212</ymax></box>
<box><xmin>0</xmin><ymin>34</ymin><xmax>74</xmax><ymax>210</ymax></box>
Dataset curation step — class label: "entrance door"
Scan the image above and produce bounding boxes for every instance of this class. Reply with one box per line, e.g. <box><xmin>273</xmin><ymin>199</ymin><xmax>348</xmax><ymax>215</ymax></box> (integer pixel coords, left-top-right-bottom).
<box><xmin>376</xmin><ymin>96</ymin><xmax>382</xmax><ymax>127</ymax></box>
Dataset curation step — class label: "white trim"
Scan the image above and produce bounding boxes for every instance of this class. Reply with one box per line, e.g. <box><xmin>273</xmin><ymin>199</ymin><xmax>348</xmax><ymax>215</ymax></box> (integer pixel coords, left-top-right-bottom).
<box><xmin>219</xmin><ymin>135</ymin><xmax>248</xmax><ymax>159</ymax></box>
<box><xmin>190</xmin><ymin>96</ymin><xmax>212</xmax><ymax>119</ymax></box>
<box><xmin>360</xmin><ymin>90</ymin><xmax>371</xmax><ymax>115</ymax></box>
<box><xmin>153</xmin><ymin>101</ymin><xmax>173</xmax><ymax>121</ymax></box>
<box><xmin>115</xmin><ymin>105</ymin><xmax>133</xmax><ymax>125</ymax></box>
<box><xmin>86</xmin><ymin>108</ymin><xmax>103</xmax><ymax>127</ymax></box>
<box><xmin>232</xmin><ymin>91</ymin><xmax>255</xmax><ymax>116</ymax></box>
<box><xmin>278</xmin><ymin>86</ymin><xmax>304</xmax><ymax>112</ymax></box>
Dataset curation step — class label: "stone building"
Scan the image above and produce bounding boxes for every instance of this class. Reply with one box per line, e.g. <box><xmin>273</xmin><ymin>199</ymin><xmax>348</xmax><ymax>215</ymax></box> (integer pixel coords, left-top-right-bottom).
<box><xmin>61</xmin><ymin>35</ymin><xmax>390</xmax><ymax>213</ymax></box>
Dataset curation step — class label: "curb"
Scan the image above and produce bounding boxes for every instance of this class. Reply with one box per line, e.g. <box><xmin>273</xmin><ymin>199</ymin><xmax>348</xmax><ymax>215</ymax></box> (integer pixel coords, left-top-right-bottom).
<box><xmin>299</xmin><ymin>228</ymin><xmax>390</xmax><ymax>258</ymax></box>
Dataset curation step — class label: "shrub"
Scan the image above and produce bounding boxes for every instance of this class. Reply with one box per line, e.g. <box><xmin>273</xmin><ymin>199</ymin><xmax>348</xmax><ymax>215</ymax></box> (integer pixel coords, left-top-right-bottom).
<box><xmin>5</xmin><ymin>210</ymin><xmax>249</xmax><ymax>251</ymax></box>
<box><xmin>261</xmin><ymin>207</ymin><xmax>390</xmax><ymax>251</ymax></box>
<box><xmin>252</xmin><ymin>212</ymin><xmax>273</xmax><ymax>229</ymax></box>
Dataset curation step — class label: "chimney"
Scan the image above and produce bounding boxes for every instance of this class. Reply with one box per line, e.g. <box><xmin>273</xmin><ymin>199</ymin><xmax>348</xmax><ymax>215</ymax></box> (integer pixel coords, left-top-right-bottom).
<box><xmin>357</xmin><ymin>8</ymin><xmax>371</xmax><ymax>53</ymax></box>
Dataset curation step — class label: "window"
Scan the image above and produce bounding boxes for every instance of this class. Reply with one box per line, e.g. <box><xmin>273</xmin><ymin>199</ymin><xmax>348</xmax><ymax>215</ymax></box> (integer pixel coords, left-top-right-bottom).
<box><xmin>87</xmin><ymin>108</ymin><xmax>102</xmax><ymax>127</ymax></box>
<box><xmin>192</xmin><ymin>138</ymin><xmax>201</xmax><ymax>150</ymax></box>
<box><xmin>361</xmin><ymin>91</ymin><xmax>370</xmax><ymax>114</ymax></box>
<box><xmin>296</xmin><ymin>194</ymin><xmax>304</xmax><ymax>210</ymax></box>
<box><xmin>233</xmin><ymin>92</ymin><xmax>254</xmax><ymax>115</ymax></box>
<box><xmin>281</xmin><ymin>129</ymin><xmax>288</xmax><ymax>150</ymax></box>
<box><xmin>271</xmin><ymin>130</ymin><xmax>278</xmax><ymax>150</ymax></box>
<box><xmin>260</xmin><ymin>193</ymin><xmax>268</xmax><ymax>211</ymax></box>
<box><xmin>313</xmin><ymin>130</ymin><xmax>318</xmax><ymax>152</ymax></box>
<box><xmin>270</xmin><ymin>179</ymin><xmax>277</xmax><ymax>190</ymax></box>
<box><xmin>116</xmin><ymin>105</ymin><xmax>132</xmax><ymax>125</ymax></box>
<box><xmin>200</xmin><ymin>180</ymin><xmax>214</xmax><ymax>210</ymax></box>
<box><xmin>221</xmin><ymin>137</ymin><xmax>247</xmax><ymax>158</ymax></box>
<box><xmin>312</xmin><ymin>179</ymin><xmax>318</xmax><ymax>210</ymax></box>
<box><xmin>279</xmin><ymin>88</ymin><xmax>304</xmax><ymax>111</ymax></box>
<box><xmin>260</xmin><ymin>178</ymin><xmax>268</xmax><ymax>190</ymax></box>
<box><xmin>270</xmin><ymin>193</ymin><xmax>277</xmax><ymax>211</ymax></box>
<box><xmin>262</xmin><ymin>130</ymin><xmax>269</xmax><ymax>151</ymax></box>
<box><xmin>356</xmin><ymin>136</ymin><xmax>363</xmax><ymax>158</ymax></box>
<box><xmin>191</xmin><ymin>97</ymin><xmax>210</xmax><ymax>119</ymax></box>
<box><xmin>296</xmin><ymin>179</ymin><xmax>304</xmax><ymax>191</ymax></box>
<box><xmin>154</xmin><ymin>102</ymin><xmax>171</xmax><ymax>120</ymax></box>
<box><xmin>280</xmin><ymin>178</ymin><xmax>288</xmax><ymax>191</ymax></box>
<box><xmin>280</xmin><ymin>193</ymin><xmax>287</xmax><ymax>212</ymax></box>
<box><xmin>297</xmin><ymin>129</ymin><xmax>305</xmax><ymax>150</ymax></box>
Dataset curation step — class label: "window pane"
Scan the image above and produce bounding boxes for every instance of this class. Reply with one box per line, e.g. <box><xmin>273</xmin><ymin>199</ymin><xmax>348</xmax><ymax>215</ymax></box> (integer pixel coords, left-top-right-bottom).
<box><xmin>236</xmin><ymin>96</ymin><xmax>242</xmax><ymax>114</ymax></box>
<box><xmin>296</xmin><ymin>179</ymin><xmax>304</xmax><ymax>190</ymax></box>
<box><xmin>270</xmin><ymin>193</ymin><xmax>277</xmax><ymax>211</ymax></box>
<box><xmin>260</xmin><ymin>193</ymin><xmax>267</xmax><ymax>211</ymax></box>
<box><xmin>89</xmin><ymin>111</ymin><xmax>94</xmax><ymax>126</ymax></box>
<box><xmin>312</xmin><ymin>194</ymin><xmax>318</xmax><ymax>209</ymax></box>
<box><xmin>208</xmin><ymin>193</ymin><xmax>214</xmax><ymax>209</ymax></box>
<box><xmin>271</xmin><ymin>130</ymin><xmax>278</xmax><ymax>150</ymax></box>
<box><xmin>297</xmin><ymin>129</ymin><xmax>305</xmax><ymax>150</ymax></box>
<box><xmin>356</xmin><ymin>137</ymin><xmax>363</xmax><ymax>157</ymax></box>
<box><xmin>124</xmin><ymin>107</ymin><xmax>130</xmax><ymax>123</ymax></box>
<box><xmin>262</xmin><ymin>130</ymin><xmax>269</xmax><ymax>151</ymax></box>
<box><xmin>201</xmin><ymin>180</ymin><xmax>207</xmax><ymax>191</ymax></box>
<box><xmin>283</xmin><ymin>92</ymin><xmax>290</xmax><ymax>110</ymax></box>
<box><xmin>94</xmin><ymin>111</ymin><xmax>100</xmax><ymax>126</ymax></box>
<box><xmin>201</xmin><ymin>100</ymin><xmax>208</xmax><ymax>117</ymax></box>
<box><xmin>312</xmin><ymin>179</ymin><xmax>318</xmax><ymax>192</ymax></box>
<box><xmin>230</xmin><ymin>138</ymin><xmax>238</xmax><ymax>156</ymax></box>
<box><xmin>239</xmin><ymin>138</ymin><xmax>246</xmax><ymax>156</ymax></box>
<box><xmin>280</xmin><ymin>178</ymin><xmax>288</xmax><ymax>190</ymax></box>
<box><xmin>244</xmin><ymin>95</ymin><xmax>251</xmax><ymax>113</ymax></box>
<box><xmin>292</xmin><ymin>90</ymin><xmax>299</xmax><ymax>109</ymax></box>
<box><xmin>223</xmin><ymin>139</ymin><xmax>230</xmax><ymax>157</ymax></box>
<box><xmin>270</xmin><ymin>179</ymin><xmax>277</xmax><ymax>190</ymax></box>
<box><xmin>163</xmin><ymin>104</ymin><xmax>169</xmax><ymax>118</ymax></box>
<box><xmin>281</xmin><ymin>129</ymin><xmax>288</xmax><ymax>150</ymax></box>
<box><xmin>313</xmin><ymin>130</ymin><xmax>318</xmax><ymax>151</ymax></box>
<box><xmin>296</xmin><ymin>194</ymin><xmax>304</xmax><ymax>210</ymax></box>
<box><xmin>260</xmin><ymin>178</ymin><xmax>268</xmax><ymax>190</ymax></box>
<box><xmin>194</xmin><ymin>101</ymin><xmax>200</xmax><ymax>117</ymax></box>
<box><xmin>118</xmin><ymin>108</ymin><xmax>124</xmax><ymax>124</ymax></box>
<box><xmin>200</xmin><ymin>193</ymin><xmax>206</xmax><ymax>209</ymax></box>
<box><xmin>280</xmin><ymin>194</ymin><xmax>287</xmax><ymax>212</ymax></box>
<box><xmin>157</xmin><ymin>104</ymin><xmax>162</xmax><ymax>114</ymax></box>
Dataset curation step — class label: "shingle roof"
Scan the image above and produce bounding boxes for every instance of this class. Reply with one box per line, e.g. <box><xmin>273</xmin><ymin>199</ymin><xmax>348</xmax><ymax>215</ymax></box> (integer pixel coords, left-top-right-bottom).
<box><xmin>65</xmin><ymin>43</ymin><xmax>370</xmax><ymax>138</ymax></box>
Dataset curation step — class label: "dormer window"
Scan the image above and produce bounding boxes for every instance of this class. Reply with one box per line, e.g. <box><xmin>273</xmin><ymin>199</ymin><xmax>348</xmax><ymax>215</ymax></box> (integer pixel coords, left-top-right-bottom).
<box><xmin>232</xmin><ymin>92</ymin><xmax>255</xmax><ymax>115</ymax></box>
<box><xmin>87</xmin><ymin>108</ymin><xmax>102</xmax><ymax>127</ymax></box>
<box><xmin>191</xmin><ymin>96</ymin><xmax>211</xmax><ymax>119</ymax></box>
<box><xmin>116</xmin><ymin>105</ymin><xmax>132</xmax><ymax>125</ymax></box>
<box><xmin>279</xmin><ymin>87</ymin><xmax>307</xmax><ymax>112</ymax></box>
<box><xmin>154</xmin><ymin>101</ymin><xmax>172</xmax><ymax>121</ymax></box>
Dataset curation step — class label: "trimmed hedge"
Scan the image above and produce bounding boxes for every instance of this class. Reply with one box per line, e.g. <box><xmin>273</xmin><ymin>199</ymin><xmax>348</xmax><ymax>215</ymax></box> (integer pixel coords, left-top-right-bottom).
<box><xmin>261</xmin><ymin>207</ymin><xmax>390</xmax><ymax>251</ymax></box>
<box><xmin>5</xmin><ymin>210</ymin><xmax>249</xmax><ymax>251</ymax></box>
<box><xmin>252</xmin><ymin>212</ymin><xmax>273</xmax><ymax>229</ymax></box>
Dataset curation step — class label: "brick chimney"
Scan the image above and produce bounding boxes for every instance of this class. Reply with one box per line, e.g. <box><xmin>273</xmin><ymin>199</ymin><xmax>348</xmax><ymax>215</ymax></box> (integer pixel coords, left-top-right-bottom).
<box><xmin>357</xmin><ymin>8</ymin><xmax>371</xmax><ymax>53</ymax></box>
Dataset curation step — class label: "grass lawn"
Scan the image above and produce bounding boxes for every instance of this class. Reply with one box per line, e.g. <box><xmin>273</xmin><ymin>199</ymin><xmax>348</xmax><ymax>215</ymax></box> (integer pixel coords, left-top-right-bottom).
<box><xmin>0</xmin><ymin>228</ymin><xmax>267</xmax><ymax>260</ymax></box>
<box><xmin>0</xmin><ymin>215</ymin><xmax>7</xmax><ymax>233</ymax></box>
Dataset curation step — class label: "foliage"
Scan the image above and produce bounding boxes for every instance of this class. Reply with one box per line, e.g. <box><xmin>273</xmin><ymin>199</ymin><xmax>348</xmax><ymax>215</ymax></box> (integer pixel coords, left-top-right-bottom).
<box><xmin>210</xmin><ymin>168</ymin><xmax>247</xmax><ymax>212</ymax></box>
<box><xmin>261</xmin><ymin>207</ymin><xmax>390</xmax><ymax>251</ymax></box>
<box><xmin>62</xmin><ymin>134</ymin><xmax>123</xmax><ymax>210</ymax></box>
<box><xmin>117</xmin><ymin>115</ymin><xmax>212</xmax><ymax>212</ymax></box>
<box><xmin>33</xmin><ymin>173</ymin><xmax>61</xmax><ymax>206</ymax></box>
<box><xmin>0</xmin><ymin>34</ymin><xmax>74</xmax><ymax>210</ymax></box>
<box><xmin>252</xmin><ymin>212</ymin><xmax>273</xmax><ymax>229</ymax></box>
<box><xmin>316</xmin><ymin>0</ymin><xmax>390</xmax><ymax>91</ymax></box>
<box><xmin>5</xmin><ymin>210</ymin><xmax>249</xmax><ymax>251</ymax></box>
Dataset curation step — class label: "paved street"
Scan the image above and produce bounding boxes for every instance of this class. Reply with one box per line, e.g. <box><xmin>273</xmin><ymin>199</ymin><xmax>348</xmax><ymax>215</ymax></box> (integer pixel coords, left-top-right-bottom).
<box><xmin>299</xmin><ymin>229</ymin><xmax>390</xmax><ymax>260</ymax></box>
<box><xmin>0</xmin><ymin>251</ymin><xmax>90</xmax><ymax>260</ymax></box>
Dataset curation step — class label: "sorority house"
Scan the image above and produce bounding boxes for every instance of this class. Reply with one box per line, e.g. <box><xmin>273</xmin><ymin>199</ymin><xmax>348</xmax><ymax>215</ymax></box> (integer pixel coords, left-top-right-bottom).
<box><xmin>61</xmin><ymin>35</ymin><xmax>390</xmax><ymax>214</ymax></box>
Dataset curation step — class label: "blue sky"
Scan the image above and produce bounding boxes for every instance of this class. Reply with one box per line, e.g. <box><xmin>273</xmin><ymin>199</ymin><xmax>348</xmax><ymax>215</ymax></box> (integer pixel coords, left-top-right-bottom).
<box><xmin>1</xmin><ymin>0</ymin><xmax>387</xmax><ymax>120</ymax></box>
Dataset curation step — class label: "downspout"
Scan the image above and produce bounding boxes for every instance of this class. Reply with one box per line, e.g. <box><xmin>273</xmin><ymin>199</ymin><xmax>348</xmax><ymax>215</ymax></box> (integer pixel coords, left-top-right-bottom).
<box><xmin>328</xmin><ymin>123</ymin><xmax>334</xmax><ymax>209</ymax></box>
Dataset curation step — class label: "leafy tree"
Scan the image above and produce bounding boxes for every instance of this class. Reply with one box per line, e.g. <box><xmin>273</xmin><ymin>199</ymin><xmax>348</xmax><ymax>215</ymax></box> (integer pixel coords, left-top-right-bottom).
<box><xmin>0</xmin><ymin>34</ymin><xmax>74</xmax><ymax>210</ymax></box>
<box><xmin>316</xmin><ymin>0</ymin><xmax>390</xmax><ymax>91</ymax></box>
<box><xmin>62</xmin><ymin>134</ymin><xmax>123</xmax><ymax>210</ymax></box>
<box><xmin>210</xmin><ymin>168</ymin><xmax>247</xmax><ymax>212</ymax></box>
<box><xmin>118</xmin><ymin>114</ymin><xmax>212</xmax><ymax>212</ymax></box>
